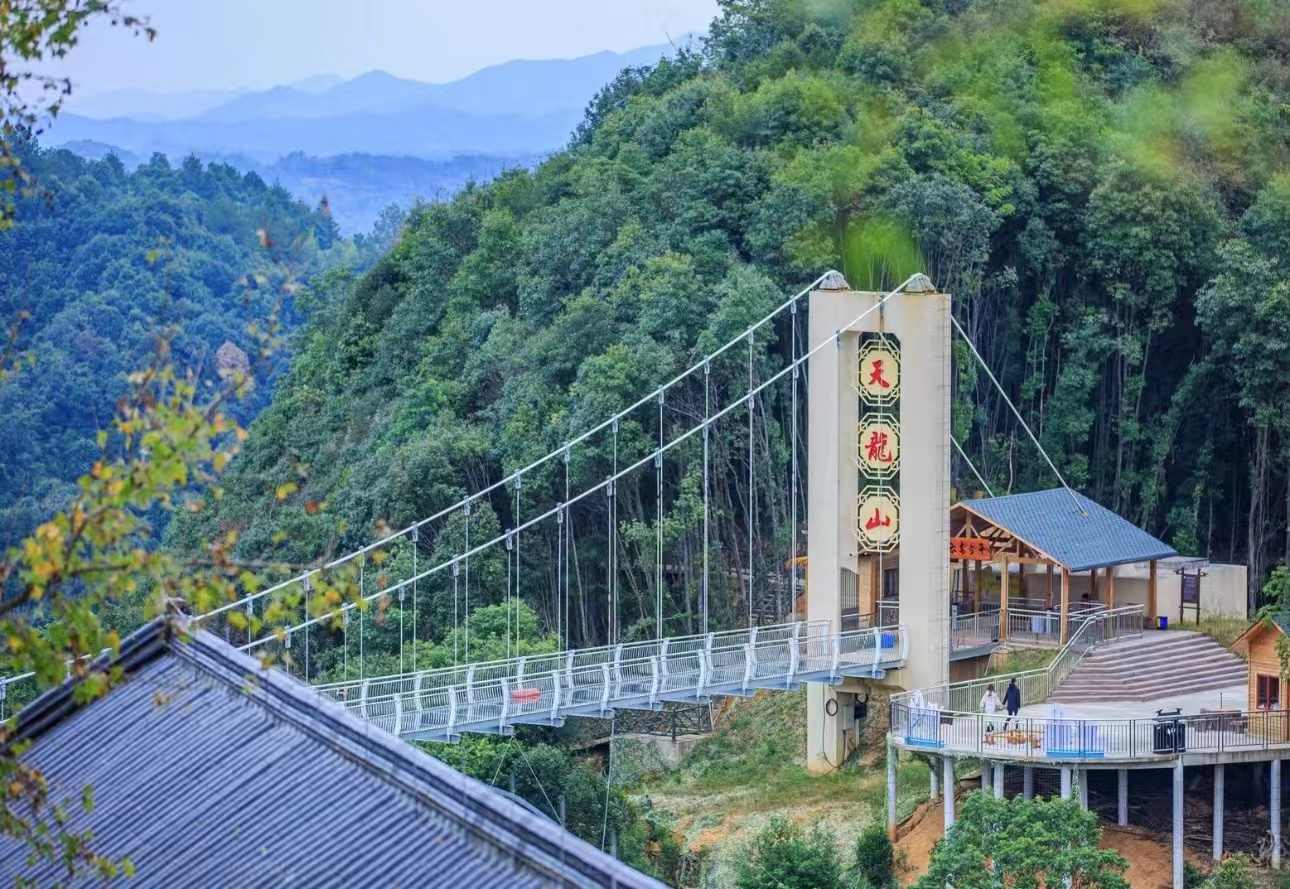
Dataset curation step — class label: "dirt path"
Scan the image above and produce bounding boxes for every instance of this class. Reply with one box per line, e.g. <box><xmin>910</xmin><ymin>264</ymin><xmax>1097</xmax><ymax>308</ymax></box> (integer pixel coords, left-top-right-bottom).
<box><xmin>894</xmin><ymin>800</ymin><xmax>1206</xmax><ymax>888</ymax></box>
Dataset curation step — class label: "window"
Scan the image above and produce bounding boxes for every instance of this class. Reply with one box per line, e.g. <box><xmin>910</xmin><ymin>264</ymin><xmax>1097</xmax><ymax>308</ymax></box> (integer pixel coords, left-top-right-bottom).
<box><xmin>1258</xmin><ymin>674</ymin><xmax>1280</xmax><ymax>710</ymax></box>
<box><xmin>882</xmin><ymin>567</ymin><xmax>899</xmax><ymax>600</ymax></box>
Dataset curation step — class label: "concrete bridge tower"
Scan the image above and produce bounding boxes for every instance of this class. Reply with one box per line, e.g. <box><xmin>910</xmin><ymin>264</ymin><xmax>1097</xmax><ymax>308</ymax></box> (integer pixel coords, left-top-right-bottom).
<box><xmin>805</xmin><ymin>273</ymin><xmax>952</xmax><ymax>772</ymax></box>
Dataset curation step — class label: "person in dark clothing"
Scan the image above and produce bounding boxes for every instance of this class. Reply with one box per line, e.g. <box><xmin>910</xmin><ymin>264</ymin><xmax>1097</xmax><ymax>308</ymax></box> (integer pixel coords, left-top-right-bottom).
<box><xmin>1002</xmin><ymin>678</ymin><xmax>1022</xmax><ymax>730</ymax></box>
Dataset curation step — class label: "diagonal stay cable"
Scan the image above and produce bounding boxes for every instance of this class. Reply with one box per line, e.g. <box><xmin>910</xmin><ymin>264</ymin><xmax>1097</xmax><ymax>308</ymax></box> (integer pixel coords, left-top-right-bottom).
<box><xmin>951</xmin><ymin>435</ymin><xmax>994</xmax><ymax>498</ymax></box>
<box><xmin>949</xmin><ymin>314</ymin><xmax>1085</xmax><ymax>516</ymax></box>
<box><xmin>237</xmin><ymin>274</ymin><xmax>926</xmax><ymax>653</ymax></box>
<box><xmin>197</xmin><ymin>270</ymin><xmax>837</xmax><ymax>623</ymax></box>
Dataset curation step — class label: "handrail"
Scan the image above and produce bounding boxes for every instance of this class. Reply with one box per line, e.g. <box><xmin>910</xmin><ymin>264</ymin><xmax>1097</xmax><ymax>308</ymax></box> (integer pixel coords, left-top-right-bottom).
<box><xmin>893</xmin><ymin>604</ymin><xmax>1145</xmax><ymax>712</ymax></box>
<box><xmin>890</xmin><ymin>704</ymin><xmax>1287</xmax><ymax>762</ymax></box>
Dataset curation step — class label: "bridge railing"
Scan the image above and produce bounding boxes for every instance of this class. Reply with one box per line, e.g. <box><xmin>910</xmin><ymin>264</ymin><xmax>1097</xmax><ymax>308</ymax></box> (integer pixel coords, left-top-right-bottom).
<box><xmin>332</xmin><ymin>622</ymin><xmax>908</xmax><ymax>741</ymax></box>
<box><xmin>315</xmin><ymin>620</ymin><xmax>836</xmax><ymax>703</ymax></box>
<box><xmin>890</xmin><ymin>705</ymin><xmax>1290</xmax><ymax>761</ymax></box>
<box><xmin>892</xmin><ymin>605</ymin><xmax>1144</xmax><ymax>713</ymax></box>
<box><xmin>950</xmin><ymin>610</ymin><xmax>1000</xmax><ymax>651</ymax></box>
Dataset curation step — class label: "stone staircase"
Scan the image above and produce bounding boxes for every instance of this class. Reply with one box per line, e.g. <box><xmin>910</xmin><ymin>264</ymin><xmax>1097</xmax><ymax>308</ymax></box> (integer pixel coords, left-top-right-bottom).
<box><xmin>1049</xmin><ymin>631</ymin><xmax>1246</xmax><ymax>704</ymax></box>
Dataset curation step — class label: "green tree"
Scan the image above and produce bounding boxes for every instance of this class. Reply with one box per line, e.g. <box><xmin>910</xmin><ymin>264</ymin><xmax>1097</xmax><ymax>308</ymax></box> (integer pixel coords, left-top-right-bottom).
<box><xmin>1203</xmin><ymin>855</ymin><xmax>1257</xmax><ymax>889</ymax></box>
<box><xmin>854</xmin><ymin>822</ymin><xmax>897</xmax><ymax>889</ymax></box>
<box><xmin>735</xmin><ymin>815</ymin><xmax>844</xmax><ymax>889</ymax></box>
<box><xmin>915</xmin><ymin>792</ymin><xmax>1129</xmax><ymax>889</ymax></box>
<box><xmin>1</xmin><ymin>1</ymin><xmax>153</xmax><ymax>228</ymax></box>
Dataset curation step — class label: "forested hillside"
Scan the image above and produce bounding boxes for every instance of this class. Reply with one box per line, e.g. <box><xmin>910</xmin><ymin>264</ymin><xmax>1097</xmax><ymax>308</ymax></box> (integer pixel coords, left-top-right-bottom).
<box><xmin>176</xmin><ymin>0</ymin><xmax>1290</xmax><ymax>645</ymax></box>
<box><xmin>0</xmin><ymin>137</ymin><xmax>351</xmax><ymax>549</ymax></box>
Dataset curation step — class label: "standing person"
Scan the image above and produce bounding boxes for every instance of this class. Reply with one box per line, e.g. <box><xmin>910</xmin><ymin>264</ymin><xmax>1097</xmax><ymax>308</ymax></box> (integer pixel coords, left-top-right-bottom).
<box><xmin>980</xmin><ymin>684</ymin><xmax>1001</xmax><ymax>735</ymax></box>
<box><xmin>1003</xmin><ymin>678</ymin><xmax>1021</xmax><ymax>730</ymax></box>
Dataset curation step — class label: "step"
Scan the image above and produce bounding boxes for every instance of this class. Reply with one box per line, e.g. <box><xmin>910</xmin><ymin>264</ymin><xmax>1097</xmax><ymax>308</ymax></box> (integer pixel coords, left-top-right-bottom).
<box><xmin>1075</xmin><ymin>641</ymin><xmax>1243</xmax><ymax>674</ymax></box>
<box><xmin>1058</xmin><ymin>657</ymin><xmax>1245</xmax><ymax>685</ymax></box>
<box><xmin>1053</xmin><ymin>668</ymin><xmax>1245</xmax><ymax>698</ymax></box>
<box><xmin>1072</xmin><ymin>652</ymin><xmax>1244</xmax><ymax>679</ymax></box>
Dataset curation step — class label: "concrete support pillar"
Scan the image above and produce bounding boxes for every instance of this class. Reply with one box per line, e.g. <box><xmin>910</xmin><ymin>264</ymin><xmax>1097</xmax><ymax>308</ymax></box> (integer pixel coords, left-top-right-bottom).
<box><xmin>999</xmin><ymin>557</ymin><xmax>1010</xmax><ymax>643</ymax></box>
<box><xmin>944</xmin><ymin>755</ymin><xmax>956</xmax><ymax>831</ymax></box>
<box><xmin>1212</xmin><ymin>764</ymin><xmax>1225</xmax><ymax>861</ymax></box>
<box><xmin>993</xmin><ymin>762</ymin><xmax>1005</xmax><ymax>799</ymax></box>
<box><xmin>1023</xmin><ymin>766</ymin><xmax>1034</xmax><ymax>800</ymax></box>
<box><xmin>1173</xmin><ymin>761</ymin><xmax>1185</xmax><ymax>889</ymax></box>
<box><xmin>981</xmin><ymin>759</ymin><xmax>992</xmax><ymax>791</ymax></box>
<box><xmin>1117</xmin><ymin>769</ymin><xmax>1129</xmax><ymax>826</ymax></box>
<box><xmin>1078</xmin><ymin>769</ymin><xmax>1088</xmax><ymax>810</ymax></box>
<box><xmin>930</xmin><ymin>760</ymin><xmax>939</xmax><ymax>800</ymax></box>
<box><xmin>1273</xmin><ymin>759</ymin><xmax>1282</xmax><ymax>870</ymax></box>
<box><xmin>1060</xmin><ymin>766</ymin><xmax>1072</xmax><ymax>800</ymax></box>
<box><xmin>887</xmin><ymin>743</ymin><xmax>898</xmax><ymax>841</ymax></box>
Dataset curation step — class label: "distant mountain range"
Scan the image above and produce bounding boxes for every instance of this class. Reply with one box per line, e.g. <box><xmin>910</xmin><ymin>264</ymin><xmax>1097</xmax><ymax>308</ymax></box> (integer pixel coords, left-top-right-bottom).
<box><xmin>49</xmin><ymin>40</ymin><xmax>690</xmax><ymax>232</ymax></box>
<box><xmin>52</xmin><ymin>41</ymin><xmax>685</xmax><ymax>161</ymax></box>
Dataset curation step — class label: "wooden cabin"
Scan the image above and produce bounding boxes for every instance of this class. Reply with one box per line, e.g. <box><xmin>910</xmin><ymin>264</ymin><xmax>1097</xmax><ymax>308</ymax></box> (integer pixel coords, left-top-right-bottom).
<box><xmin>1231</xmin><ymin>618</ymin><xmax>1289</xmax><ymax>712</ymax></box>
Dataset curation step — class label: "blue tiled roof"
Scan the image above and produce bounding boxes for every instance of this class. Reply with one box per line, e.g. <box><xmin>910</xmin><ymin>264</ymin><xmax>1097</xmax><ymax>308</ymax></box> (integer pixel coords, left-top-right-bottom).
<box><xmin>961</xmin><ymin>488</ymin><xmax>1177</xmax><ymax>572</ymax></box>
<box><xmin>2</xmin><ymin>620</ymin><xmax>668</xmax><ymax>889</ymax></box>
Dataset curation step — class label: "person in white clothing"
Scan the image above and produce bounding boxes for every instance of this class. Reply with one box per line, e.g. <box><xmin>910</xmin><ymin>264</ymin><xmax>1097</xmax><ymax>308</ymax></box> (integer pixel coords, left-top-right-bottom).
<box><xmin>980</xmin><ymin>684</ymin><xmax>1001</xmax><ymax>733</ymax></box>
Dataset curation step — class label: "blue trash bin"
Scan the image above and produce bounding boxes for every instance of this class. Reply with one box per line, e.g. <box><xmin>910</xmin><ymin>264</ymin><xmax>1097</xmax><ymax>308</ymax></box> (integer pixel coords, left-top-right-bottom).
<box><xmin>1159</xmin><ymin>616</ymin><xmax>1168</xmax><ymax>630</ymax></box>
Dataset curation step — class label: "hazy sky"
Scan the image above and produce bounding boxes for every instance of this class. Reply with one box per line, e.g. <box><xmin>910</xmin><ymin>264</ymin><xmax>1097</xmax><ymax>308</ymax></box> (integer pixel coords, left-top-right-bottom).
<box><xmin>53</xmin><ymin>0</ymin><xmax>720</xmax><ymax>96</ymax></box>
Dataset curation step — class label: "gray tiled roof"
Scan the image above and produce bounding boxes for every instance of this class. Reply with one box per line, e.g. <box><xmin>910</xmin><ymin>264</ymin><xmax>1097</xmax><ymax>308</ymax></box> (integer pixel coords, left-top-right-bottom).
<box><xmin>1</xmin><ymin>619</ymin><xmax>668</xmax><ymax>889</ymax></box>
<box><xmin>961</xmin><ymin>488</ymin><xmax>1177</xmax><ymax>572</ymax></box>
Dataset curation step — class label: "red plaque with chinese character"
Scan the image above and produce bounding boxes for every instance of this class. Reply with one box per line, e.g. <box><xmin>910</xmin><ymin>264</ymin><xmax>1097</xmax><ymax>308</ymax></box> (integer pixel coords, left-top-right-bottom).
<box><xmin>949</xmin><ymin>537</ymin><xmax>992</xmax><ymax>560</ymax></box>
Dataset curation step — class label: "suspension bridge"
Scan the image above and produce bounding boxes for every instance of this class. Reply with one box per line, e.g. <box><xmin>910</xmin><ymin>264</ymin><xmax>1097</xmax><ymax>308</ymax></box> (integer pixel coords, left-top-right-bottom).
<box><xmin>6</xmin><ymin>270</ymin><xmax>1010</xmax><ymax>756</ymax></box>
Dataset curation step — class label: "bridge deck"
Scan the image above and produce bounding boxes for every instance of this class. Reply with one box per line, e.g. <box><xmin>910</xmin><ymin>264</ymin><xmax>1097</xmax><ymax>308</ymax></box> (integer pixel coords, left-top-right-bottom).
<box><xmin>316</xmin><ymin>621</ymin><xmax>908</xmax><ymax>743</ymax></box>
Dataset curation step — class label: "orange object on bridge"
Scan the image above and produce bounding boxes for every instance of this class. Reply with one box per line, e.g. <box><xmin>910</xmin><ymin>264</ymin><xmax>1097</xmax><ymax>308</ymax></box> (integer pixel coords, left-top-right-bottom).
<box><xmin>510</xmin><ymin>687</ymin><xmax>542</xmax><ymax>704</ymax></box>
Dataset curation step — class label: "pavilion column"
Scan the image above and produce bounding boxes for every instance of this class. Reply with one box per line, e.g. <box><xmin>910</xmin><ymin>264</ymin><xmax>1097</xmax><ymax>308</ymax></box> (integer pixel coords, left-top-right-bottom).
<box><xmin>1148</xmin><ymin>559</ymin><xmax>1159</xmax><ymax>625</ymax></box>
<box><xmin>1060</xmin><ymin>568</ymin><xmax>1072</xmax><ymax>645</ymax></box>
<box><xmin>1091</xmin><ymin>567</ymin><xmax>1099</xmax><ymax>603</ymax></box>
<box><xmin>1000</xmin><ymin>557</ymin><xmax>1010</xmax><ymax>643</ymax></box>
<box><xmin>1046</xmin><ymin>564</ymin><xmax>1054</xmax><ymax>608</ymax></box>
<box><xmin>1108</xmin><ymin>566</ymin><xmax>1116</xmax><ymax>611</ymax></box>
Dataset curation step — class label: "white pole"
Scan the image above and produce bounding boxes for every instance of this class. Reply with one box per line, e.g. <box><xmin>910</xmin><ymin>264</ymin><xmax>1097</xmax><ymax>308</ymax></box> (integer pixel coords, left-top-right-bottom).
<box><xmin>1173</xmin><ymin>760</ymin><xmax>1185</xmax><ymax>889</ymax></box>
<box><xmin>944</xmin><ymin>755</ymin><xmax>955</xmax><ymax>831</ymax></box>
<box><xmin>887</xmin><ymin>742</ymin><xmax>898</xmax><ymax>840</ymax></box>
<box><xmin>1060</xmin><ymin>766</ymin><xmax>1072</xmax><ymax>800</ymax></box>
<box><xmin>1023</xmin><ymin>766</ymin><xmax>1034</xmax><ymax>800</ymax></box>
<box><xmin>993</xmin><ymin>762</ymin><xmax>1004</xmax><ymax>799</ymax></box>
<box><xmin>1213</xmin><ymin>764</ymin><xmax>1225</xmax><ymax>861</ymax></box>
<box><xmin>1273</xmin><ymin>759</ymin><xmax>1282</xmax><ymax>870</ymax></box>
<box><xmin>1117</xmin><ymin>769</ymin><xmax>1128</xmax><ymax>826</ymax></box>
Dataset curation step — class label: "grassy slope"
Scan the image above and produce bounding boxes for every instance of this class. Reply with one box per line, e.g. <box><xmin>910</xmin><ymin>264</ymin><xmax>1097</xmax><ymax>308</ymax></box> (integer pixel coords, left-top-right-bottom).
<box><xmin>627</xmin><ymin>689</ymin><xmax>929</xmax><ymax>887</ymax></box>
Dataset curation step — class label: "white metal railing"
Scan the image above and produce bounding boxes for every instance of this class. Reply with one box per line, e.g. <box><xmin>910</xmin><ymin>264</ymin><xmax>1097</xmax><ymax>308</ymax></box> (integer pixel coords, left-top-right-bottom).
<box><xmin>322</xmin><ymin>621</ymin><xmax>908</xmax><ymax>742</ymax></box>
<box><xmin>950</xmin><ymin>610</ymin><xmax>1000</xmax><ymax>651</ymax></box>
<box><xmin>893</xmin><ymin>605</ymin><xmax>1144</xmax><ymax>713</ymax></box>
<box><xmin>1005</xmin><ymin>608</ymin><xmax>1063</xmax><ymax>646</ymax></box>
<box><xmin>890</xmin><ymin>705</ymin><xmax>1290</xmax><ymax>761</ymax></box>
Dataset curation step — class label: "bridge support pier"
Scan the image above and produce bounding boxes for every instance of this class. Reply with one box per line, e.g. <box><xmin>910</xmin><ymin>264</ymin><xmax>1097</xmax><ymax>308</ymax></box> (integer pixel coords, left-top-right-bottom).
<box><xmin>1060</xmin><ymin>766</ymin><xmax>1072</xmax><ymax>800</ymax></box>
<box><xmin>887</xmin><ymin>742</ymin><xmax>898</xmax><ymax>840</ymax></box>
<box><xmin>929</xmin><ymin>760</ymin><xmax>939</xmax><ymax>800</ymax></box>
<box><xmin>943</xmin><ymin>754</ymin><xmax>955</xmax><ymax>831</ymax></box>
<box><xmin>805</xmin><ymin>280</ymin><xmax>951</xmax><ymax>774</ymax></box>
<box><xmin>1173</xmin><ymin>760</ymin><xmax>1185</xmax><ymax>889</ymax></box>
<box><xmin>981</xmin><ymin>759</ymin><xmax>992</xmax><ymax>792</ymax></box>
<box><xmin>993</xmin><ymin>762</ymin><xmax>1004</xmax><ymax>799</ymax></box>
<box><xmin>1023</xmin><ymin>766</ymin><xmax>1034</xmax><ymax>800</ymax></box>
<box><xmin>1273</xmin><ymin>759</ymin><xmax>1282</xmax><ymax>869</ymax></box>
<box><xmin>1117</xmin><ymin>769</ymin><xmax>1128</xmax><ymax>826</ymax></box>
<box><xmin>1213</xmin><ymin>763</ymin><xmax>1225</xmax><ymax>861</ymax></box>
<box><xmin>1078</xmin><ymin>769</ymin><xmax>1088</xmax><ymax>810</ymax></box>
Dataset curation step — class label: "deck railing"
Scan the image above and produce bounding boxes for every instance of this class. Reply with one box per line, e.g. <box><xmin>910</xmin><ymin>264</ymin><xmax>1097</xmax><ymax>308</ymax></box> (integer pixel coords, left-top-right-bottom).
<box><xmin>890</xmin><ymin>705</ymin><xmax>1289</xmax><ymax>761</ymax></box>
<box><xmin>320</xmin><ymin>620</ymin><xmax>909</xmax><ymax>742</ymax></box>
<box><xmin>893</xmin><ymin>604</ymin><xmax>1145</xmax><ymax>713</ymax></box>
